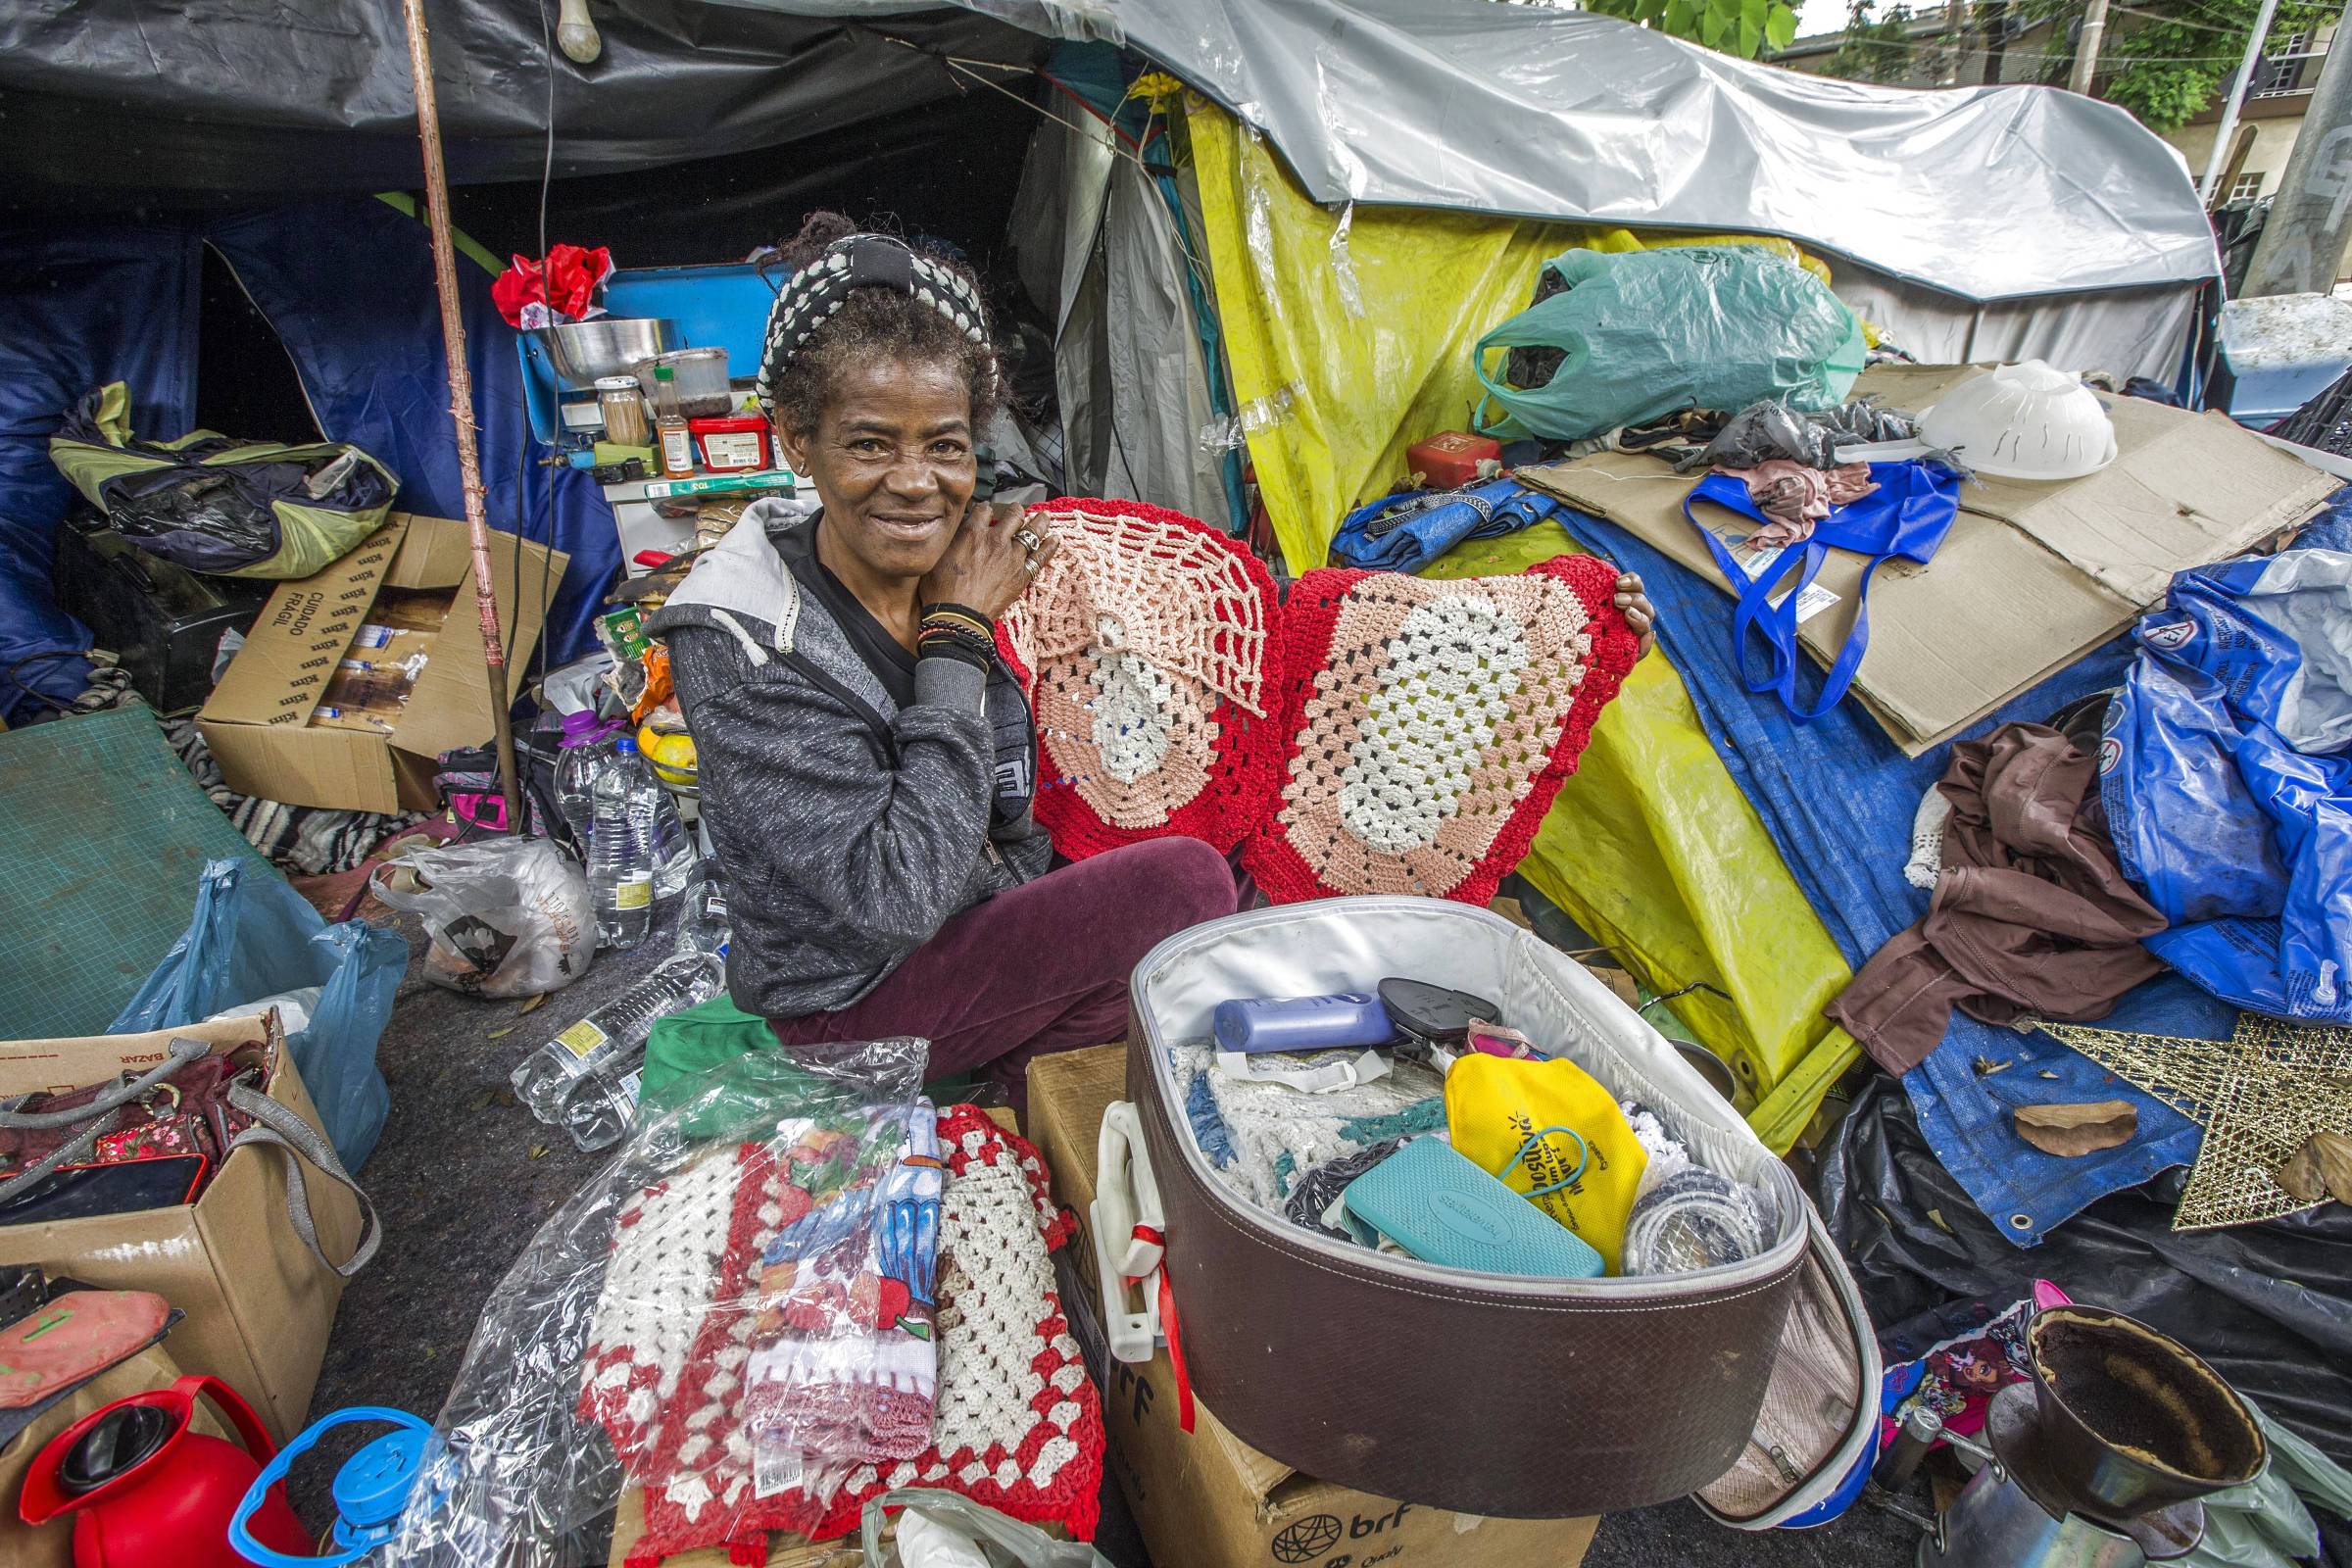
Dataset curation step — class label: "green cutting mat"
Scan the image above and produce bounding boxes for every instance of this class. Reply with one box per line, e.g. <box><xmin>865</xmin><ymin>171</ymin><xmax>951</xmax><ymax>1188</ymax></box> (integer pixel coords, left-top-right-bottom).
<box><xmin>0</xmin><ymin>707</ymin><xmax>273</xmax><ymax>1039</ymax></box>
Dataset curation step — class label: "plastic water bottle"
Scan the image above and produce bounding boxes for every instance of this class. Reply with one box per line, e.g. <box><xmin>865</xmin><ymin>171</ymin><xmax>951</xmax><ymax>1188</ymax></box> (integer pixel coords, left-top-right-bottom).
<box><xmin>590</xmin><ymin>743</ymin><xmax>654</xmax><ymax>950</ymax></box>
<box><xmin>562</xmin><ymin>1067</ymin><xmax>644</xmax><ymax>1152</ymax></box>
<box><xmin>673</xmin><ymin>866</ymin><xmax>731</xmax><ymax>959</ymax></box>
<box><xmin>611</xmin><ymin>736</ymin><xmax>698</xmax><ymax>899</ymax></box>
<box><xmin>512</xmin><ymin>950</ymin><xmax>725</xmax><ymax>1125</ymax></box>
<box><xmin>554</xmin><ymin>730</ymin><xmax>616</xmax><ymax>858</ymax></box>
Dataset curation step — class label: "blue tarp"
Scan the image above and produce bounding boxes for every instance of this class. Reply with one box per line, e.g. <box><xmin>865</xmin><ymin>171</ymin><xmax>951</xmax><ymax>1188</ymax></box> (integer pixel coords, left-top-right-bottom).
<box><xmin>2105</xmin><ymin>504</ymin><xmax>2352</xmax><ymax>1022</ymax></box>
<box><xmin>1550</xmin><ymin>506</ymin><xmax>2237</xmax><ymax>1245</ymax></box>
<box><xmin>0</xmin><ymin>223</ymin><xmax>201</xmax><ymax>719</ymax></box>
<box><xmin>0</xmin><ymin>198</ymin><xmax>617</xmax><ymax>725</ymax></box>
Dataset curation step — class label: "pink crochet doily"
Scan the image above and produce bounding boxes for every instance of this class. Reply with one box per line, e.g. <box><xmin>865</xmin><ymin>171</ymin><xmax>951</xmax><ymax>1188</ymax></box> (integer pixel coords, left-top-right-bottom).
<box><xmin>584</xmin><ymin>1107</ymin><xmax>1101</xmax><ymax>1565</ymax></box>
<box><xmin>1241</xmin><ymin>556</ymin><xmax>1639</xmax><ymax>906</ymax></box>
<box><xmin>996</xmin><ymin>499</ymin><xmax>1282</xmax><ymax>858</ymax></box>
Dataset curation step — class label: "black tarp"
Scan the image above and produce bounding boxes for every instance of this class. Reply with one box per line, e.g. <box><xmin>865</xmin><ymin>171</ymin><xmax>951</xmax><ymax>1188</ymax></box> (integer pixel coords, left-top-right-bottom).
<box><xmin>1821</xmin><ymin>1075</ymin><xmax>2352</xmax><ymax>1468</ymax></box>
<box><xmin>0</xmin><ymin>0</ymin><xmax>1044</xmax><ymax>210</ymax></box>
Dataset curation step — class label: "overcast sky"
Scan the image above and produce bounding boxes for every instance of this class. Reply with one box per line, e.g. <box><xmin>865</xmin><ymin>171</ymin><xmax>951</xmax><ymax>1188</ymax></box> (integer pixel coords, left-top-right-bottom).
<box><xmin>1792</xmin><ymin>0</ymin><xmax>1860</xmax><ymax>41</ymax></box>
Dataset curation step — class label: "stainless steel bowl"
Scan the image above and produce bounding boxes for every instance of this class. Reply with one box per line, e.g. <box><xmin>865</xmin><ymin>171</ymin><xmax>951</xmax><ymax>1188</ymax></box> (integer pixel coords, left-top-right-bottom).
<box><xmin>527</xmin><ymin>318</ymin><xmax>678</xmax><ymax>390</ymax></box>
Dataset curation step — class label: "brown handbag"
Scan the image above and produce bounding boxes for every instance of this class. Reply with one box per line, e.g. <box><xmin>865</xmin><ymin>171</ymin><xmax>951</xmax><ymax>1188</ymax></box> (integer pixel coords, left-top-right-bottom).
<box><xmin>1122</xmin><ymin>898</ymin><xmax>1881</xmax><ymax>1524</ymax></box>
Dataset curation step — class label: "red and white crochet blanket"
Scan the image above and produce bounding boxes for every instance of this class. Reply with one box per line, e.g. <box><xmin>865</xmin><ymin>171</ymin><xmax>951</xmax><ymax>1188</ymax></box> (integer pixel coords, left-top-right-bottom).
<box><xmin>579</xmin><ymin>1106</ymin><xmax>1102</xmax><ymax>1565</ymax></box>
<box><xmin>996</xmin><ymin>499</ymin><xmax>1283</xmax><ymax>859</ymax></box>
<box><xmin>1241</xmin><ymin>556</ymin><xmax>1640</xmax><ymax>906</ymax></box>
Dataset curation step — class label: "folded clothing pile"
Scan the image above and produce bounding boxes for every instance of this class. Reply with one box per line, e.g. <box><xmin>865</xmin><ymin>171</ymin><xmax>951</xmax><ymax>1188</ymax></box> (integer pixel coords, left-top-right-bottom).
<box><xmin>579</xmin><ymin>1105</ymin><xmax>1103</xmax><ymax>1565</ymax></box>
<box><xmin>1169</xmin><ymin>1042</ymin><xmax>1446</xmax><ymax>1211</ymax></box>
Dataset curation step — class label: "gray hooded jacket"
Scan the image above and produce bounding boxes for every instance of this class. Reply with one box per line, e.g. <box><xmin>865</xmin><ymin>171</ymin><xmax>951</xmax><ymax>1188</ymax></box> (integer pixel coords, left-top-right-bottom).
<box><xmin>647</xmin><ymin>501</ymin><xmax>1050</xmax><ymax>1020</ymax></box>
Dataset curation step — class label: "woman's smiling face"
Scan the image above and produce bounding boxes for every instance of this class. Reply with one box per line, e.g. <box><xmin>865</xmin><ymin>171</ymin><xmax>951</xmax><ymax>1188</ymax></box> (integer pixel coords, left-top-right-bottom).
<box><xmin>779</xmin><ymin>354</ymin><xmax>977</xmax><ymax>582</ymax></box>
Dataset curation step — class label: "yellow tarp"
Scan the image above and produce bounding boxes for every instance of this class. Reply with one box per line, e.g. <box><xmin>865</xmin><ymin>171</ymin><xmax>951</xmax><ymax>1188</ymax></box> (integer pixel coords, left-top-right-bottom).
<box><xmin>1189</xmin><ymin>104</ymin><xmax>1858</xmax><ymax>1151</ymax></box>
<box><xmin>1187</xmin><ymin>104</ymin><xmax>1821</xmax><ymax>579</ymax></box>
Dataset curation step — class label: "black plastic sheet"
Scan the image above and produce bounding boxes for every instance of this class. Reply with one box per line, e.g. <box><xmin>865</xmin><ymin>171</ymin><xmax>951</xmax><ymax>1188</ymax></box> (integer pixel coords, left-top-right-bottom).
<box><xmin>0</xmin><ymin>1</ymin><xmax>1043</xmax><ymax>211</ymax></box>
<box><xmin>1820</xmin><ymin>1075</ymin><xmax>2352</xmax><ymax>1467</ymax></box>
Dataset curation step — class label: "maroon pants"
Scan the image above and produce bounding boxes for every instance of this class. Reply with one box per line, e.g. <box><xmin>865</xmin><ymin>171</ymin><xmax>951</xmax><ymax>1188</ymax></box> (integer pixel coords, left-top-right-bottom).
<box><xmin>770</xmin><ymin>837</ymin><xmax>1238</xmax><ymax>1102</ymax></box>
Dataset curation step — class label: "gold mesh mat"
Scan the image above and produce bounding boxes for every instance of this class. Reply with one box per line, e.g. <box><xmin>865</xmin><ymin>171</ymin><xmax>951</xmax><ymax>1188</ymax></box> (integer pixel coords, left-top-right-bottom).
<box><xmin>2038</xmin><ymin>1013</ymin><xmax>2352</xmax><ymax>1231</ymax></box>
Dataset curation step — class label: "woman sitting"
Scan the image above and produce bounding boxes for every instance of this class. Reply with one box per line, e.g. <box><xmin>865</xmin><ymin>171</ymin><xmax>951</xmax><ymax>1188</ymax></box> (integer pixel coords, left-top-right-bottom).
<box><xmin>653</xmin><ymin>218</ymin><xmax>1239</xmax><ymax>1102</ymax></box>
<box><xmin>655</xmin><ymin>216</ymin><xmax>1657</xmax><ymax>1101</ymax></box>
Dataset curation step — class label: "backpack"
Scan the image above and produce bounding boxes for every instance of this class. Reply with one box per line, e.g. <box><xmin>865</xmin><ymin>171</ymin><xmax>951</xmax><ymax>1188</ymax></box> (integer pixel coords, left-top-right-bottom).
<box><xmin>50</xmin><ymin>382</ymin><xmax>397</xmax><ymax>578</ymax></box>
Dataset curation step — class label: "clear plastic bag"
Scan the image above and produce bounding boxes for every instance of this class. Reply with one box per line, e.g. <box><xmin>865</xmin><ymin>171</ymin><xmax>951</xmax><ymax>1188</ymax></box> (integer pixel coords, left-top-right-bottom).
<box><xmin>369</xmin><ymin>838</ymin><xmax>594</xmax><ymax>999</ymax></box>
<box><xmin>860</xmin><ymin>1489</ymin><xmax>1114</xmax><ymax>1567</ymax></box>
<box><xmin>378</xmin><ymin>1037</ymin><xmax>932</xmax><ymax>1567</ymax></box>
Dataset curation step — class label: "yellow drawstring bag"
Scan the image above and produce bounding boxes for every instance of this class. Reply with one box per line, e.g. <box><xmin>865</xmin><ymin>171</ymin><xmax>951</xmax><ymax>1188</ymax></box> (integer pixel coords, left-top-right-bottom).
<box><xmin>1445</xmin><ymin>1053</ymin><xmax>1648</xmax><ymax>1273</ymax></box>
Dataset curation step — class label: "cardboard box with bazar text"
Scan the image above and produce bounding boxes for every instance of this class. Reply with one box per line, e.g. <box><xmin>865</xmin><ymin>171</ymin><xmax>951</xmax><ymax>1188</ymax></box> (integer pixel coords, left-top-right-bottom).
<box><xmin>1520</xmin><ymin>362</ymin><xmax>2337</xmax><ymax>755</ymax></box>
<box><xmin>1027</xmin><ymin>1047</ymin><xmax>1597</xmax><ymax>1568</ymax></box>
<box><xmin>0</xmin><ymin>1015</ymin><xmax>362</xmax><ymax>1440</ymax></box>
<box><xmin>198</xmin><ymin>512</ymin><xmax>567</xmax><ymax>813</ymax></box>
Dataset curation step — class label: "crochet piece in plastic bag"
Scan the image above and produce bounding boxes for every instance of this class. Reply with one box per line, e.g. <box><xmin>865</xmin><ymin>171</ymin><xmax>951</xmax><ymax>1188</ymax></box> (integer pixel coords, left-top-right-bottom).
<box><xmin>1242</xmin><ymin>556</ymin><xmax>1639</xmax><ymax>906</ymax></box>
<box><xmin>996</xmin><ymin>498</ymin><xmax>1282</xmax><ymax>858</ymax></box>
<box><xmin>596</xmin><ymin>1105</ymin><xmax>1102</xmax><ymax>1565</ymax></box>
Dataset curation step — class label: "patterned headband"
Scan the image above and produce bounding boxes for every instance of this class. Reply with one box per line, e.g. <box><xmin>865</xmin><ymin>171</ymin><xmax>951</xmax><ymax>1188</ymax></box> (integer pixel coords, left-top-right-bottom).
<box><xmin>754</xmin><ymin>234</ymin><xmax>997</xmax><ymax>414</ymax></box>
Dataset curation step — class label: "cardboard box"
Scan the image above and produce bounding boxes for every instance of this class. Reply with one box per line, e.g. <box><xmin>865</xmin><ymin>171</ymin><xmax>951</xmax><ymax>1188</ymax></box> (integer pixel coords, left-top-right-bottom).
<box><xmin>0</xmin><ymin>1016</ymin><xmax>363</xmax><ymax>1440</ymax></box>
<box><xmin>198</xmin><ymin>512</ymin><xmax>568</xmax><ymax>813</ymax></box>
<box><xmin>1519</xmin><ymin>363</ymin><xmax>2337</xmax><ymax>754</ymax></box>
<box><xmin>0</xmin><ymin>1338</ymin><xmax>223</xmax><ymax>1568</ymax></box>
<box><xmin>1026</xmin><ymin>1047</ymin><xmax>1598</xmax><ymax>1568</ymax></box>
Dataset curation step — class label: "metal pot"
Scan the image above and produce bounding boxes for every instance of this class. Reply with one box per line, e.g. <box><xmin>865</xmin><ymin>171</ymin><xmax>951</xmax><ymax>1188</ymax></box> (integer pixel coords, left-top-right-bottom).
<box><xmin>527</xmin><ymin>318</ymin><xmax>677</xmax><ymax>389</ymax></box>
<box><xmin>1923</xmin><ymin>1458</ymin><xmax>2155</xmax><ymax>1568</ymax></box>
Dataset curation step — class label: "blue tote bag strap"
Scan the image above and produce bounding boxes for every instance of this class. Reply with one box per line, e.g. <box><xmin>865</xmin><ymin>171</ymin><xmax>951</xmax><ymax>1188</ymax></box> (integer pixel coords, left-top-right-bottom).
<box><xmin>1683</xmin><ymin>462</ymin><xmax>1962</xmax><ymax>725</ymax></box>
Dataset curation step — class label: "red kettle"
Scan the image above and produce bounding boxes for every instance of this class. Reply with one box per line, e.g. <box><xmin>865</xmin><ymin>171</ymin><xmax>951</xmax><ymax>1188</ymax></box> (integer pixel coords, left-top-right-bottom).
<box><xmin>19</xmin><ymin>1374</ymin><xmax>311</xmax><ymax>1568</ymax></box>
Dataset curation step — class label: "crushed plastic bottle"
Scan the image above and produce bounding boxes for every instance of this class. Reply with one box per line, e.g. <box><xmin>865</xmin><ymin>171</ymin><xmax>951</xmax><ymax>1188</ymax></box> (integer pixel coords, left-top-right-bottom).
<box><xmin>589</xmin><ymin>739</ymin><xmax>654</xmax><ymax>951</ymax></box>
<box><xmin>511</xmin><ymin>949</ymin><xmax>725</xmax><ymax>1125</ymax></box>
<box><xmin>673</xmin><ymin>866</ymin><xmax>731</xmax><ymax>960</ymax></box>
<box><xmin>561</xmin><ymin>1065</ymin><xmax>643</xmax><ymax>1152</ymax></box>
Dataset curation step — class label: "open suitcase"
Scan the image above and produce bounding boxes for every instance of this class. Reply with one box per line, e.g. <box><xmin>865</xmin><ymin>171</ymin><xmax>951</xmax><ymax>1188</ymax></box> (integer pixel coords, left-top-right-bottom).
<box><xmin>1120</xmin><ymin>897</ymin><xmax>1881</xmax><ymax>1524</ymax></box>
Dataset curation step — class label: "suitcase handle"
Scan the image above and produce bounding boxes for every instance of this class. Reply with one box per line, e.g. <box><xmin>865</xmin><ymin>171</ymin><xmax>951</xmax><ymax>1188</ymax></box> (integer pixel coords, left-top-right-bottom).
<box><xmin>1094</xmin><ymin>1101</ymin><xmax>1165</xmax><ymax>1278</ymax></box>
<box><xmin>1092</xmin><ymin>1102</ymin><xmax>1168</xmax><ymax>1366</ymax></box>
<box><xmin>109</xmin><ymin>550</ymin><xmax>157</xmax><ymax>595</ymax></box>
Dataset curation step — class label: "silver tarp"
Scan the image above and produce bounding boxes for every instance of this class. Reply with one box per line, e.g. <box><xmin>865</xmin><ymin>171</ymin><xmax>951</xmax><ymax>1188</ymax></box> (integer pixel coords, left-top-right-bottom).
<box><xmin>724</xmin><ymin>0</ymin><xmax>2222</xmax><ymax>304</ymax></box>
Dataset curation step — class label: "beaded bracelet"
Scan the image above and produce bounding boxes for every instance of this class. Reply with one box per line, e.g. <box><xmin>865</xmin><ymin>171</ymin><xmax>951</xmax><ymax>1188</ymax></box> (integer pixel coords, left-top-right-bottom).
<box><xmin>916</xmin><ymin>608</ymin><xmax>997</xmax><ymax>672</ymax></box>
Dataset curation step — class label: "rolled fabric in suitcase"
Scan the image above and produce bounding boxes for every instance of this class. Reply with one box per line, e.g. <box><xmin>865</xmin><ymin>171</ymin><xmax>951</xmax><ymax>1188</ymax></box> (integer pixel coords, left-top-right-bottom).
<box><xmin>1124</xmin><ymin>897</ymin><xmax>1880</xmax><ymax>1523</ymax></box>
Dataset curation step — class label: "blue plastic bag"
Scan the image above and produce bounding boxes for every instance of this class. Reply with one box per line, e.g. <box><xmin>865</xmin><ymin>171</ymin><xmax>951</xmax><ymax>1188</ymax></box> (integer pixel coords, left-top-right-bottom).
<box><xmin>112</xmin><ymin>858</ymin><xmax>407</xmax><ymax>1168</ymax></box>
<box><xmin>2101</xmin><ymin>524</ymin><xmax>2352</xmax><ymax>1021</ymax></box>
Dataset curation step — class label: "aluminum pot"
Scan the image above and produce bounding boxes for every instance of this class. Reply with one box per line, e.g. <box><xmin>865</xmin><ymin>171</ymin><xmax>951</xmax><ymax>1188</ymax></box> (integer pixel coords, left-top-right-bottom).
<box><xmin>527</xmin><ymin>318</ymin><xmax>676</xmax><ymax>389</ymax></box>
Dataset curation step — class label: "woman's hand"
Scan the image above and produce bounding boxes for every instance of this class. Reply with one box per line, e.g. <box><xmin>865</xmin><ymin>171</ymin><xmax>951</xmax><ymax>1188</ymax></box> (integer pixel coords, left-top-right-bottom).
<box><xmin>918</xmin><ymin>502</ymin><xmax>1059</xmax><ymax>621</ymax></box>
<box><xmin>1615</xmin><ymin>572</ymin><xmax>1657</xmax><ymax>662</ymax></box>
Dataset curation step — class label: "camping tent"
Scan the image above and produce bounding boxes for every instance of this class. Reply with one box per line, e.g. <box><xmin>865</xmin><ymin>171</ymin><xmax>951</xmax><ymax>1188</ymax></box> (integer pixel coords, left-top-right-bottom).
<box><xmin>0</xmin><ymin>0</ymin><xmax>2224</xmax><ymax>1142</ymax></box>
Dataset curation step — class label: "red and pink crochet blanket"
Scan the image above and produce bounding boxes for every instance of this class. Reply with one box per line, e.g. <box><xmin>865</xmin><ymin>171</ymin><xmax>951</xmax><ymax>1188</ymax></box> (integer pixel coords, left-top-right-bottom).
<box><xmin>1241</xmin><ymin>555</ymin><xmax>1640</xmax><ymax>906</ymax></box>
<box><xmin>580</xmin><ymin>1106</ymin><xmax>1102</xmax><ymax>1565</ymax></box>
<box><xmin>996</xmin><ymin>498</ymin><xmax>1283</xmax><ymax>859</ymax></box>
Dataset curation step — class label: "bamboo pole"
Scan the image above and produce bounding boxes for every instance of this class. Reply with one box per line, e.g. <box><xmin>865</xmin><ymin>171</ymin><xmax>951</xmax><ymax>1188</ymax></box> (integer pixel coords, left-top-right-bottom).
<box><xmin>402</xmin><ymin>0</ymin><xmax>524</xmax><ymax>831</ymax></box>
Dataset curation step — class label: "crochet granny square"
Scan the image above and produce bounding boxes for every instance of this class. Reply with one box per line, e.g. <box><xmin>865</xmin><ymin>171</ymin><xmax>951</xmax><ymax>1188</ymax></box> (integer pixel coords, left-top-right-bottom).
<box><xmin>1241</xmin><ymin>556</ymin><xmax>1639</xmax><ymax>906</ymax></box>
<box><xmin>996</xmin><ymin>499</ymin><xmax>1283</xmax><ymax>858</ymax></box>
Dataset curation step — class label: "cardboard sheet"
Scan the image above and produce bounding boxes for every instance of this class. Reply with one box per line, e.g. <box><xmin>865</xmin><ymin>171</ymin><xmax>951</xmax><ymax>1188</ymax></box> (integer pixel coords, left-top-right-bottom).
<box><xmin>1520</xmin><ymin>364</ymin><xmax>2338</xmax><ymax>753</ymax></box>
